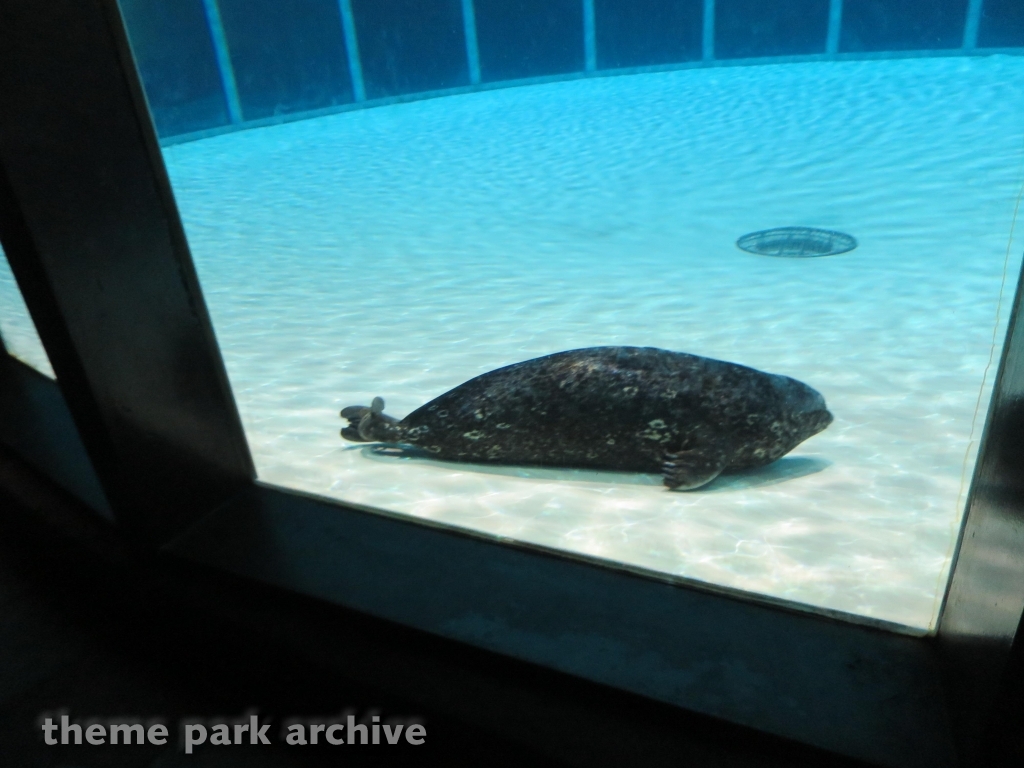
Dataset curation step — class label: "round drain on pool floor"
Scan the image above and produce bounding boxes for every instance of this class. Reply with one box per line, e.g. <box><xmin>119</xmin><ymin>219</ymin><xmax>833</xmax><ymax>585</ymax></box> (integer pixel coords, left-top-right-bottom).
<box><xmin>736</xmin><ymin>227</ymin><xmax>857</xmax><ymax>258</ymax></box>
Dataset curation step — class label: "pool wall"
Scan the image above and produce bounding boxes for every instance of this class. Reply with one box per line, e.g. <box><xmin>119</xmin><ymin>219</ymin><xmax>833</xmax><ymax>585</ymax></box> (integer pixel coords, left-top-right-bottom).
<box><xmin>116</xmin><ymin>0</ymin><xmax>1024</xmax><ymax>144</ymax></box>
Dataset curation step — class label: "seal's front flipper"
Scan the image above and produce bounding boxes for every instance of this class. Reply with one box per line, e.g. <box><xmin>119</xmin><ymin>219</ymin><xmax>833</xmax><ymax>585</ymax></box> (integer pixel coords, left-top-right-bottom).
<box><xmin>662</xmin><ymin>448</ymin><xmax>728</xmax><ymax>490</ymax></box>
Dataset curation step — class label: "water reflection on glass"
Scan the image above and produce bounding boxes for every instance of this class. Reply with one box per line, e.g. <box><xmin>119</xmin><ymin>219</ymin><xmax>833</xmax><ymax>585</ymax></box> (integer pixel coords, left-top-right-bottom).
<box><xmin>0</xmin><ymin>247</ymin><xmax>54</xmax><ymax>378</ymax></box>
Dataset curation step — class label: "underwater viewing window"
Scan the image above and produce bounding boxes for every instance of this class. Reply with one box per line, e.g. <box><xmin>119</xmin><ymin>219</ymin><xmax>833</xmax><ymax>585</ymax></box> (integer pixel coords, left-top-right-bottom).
<box><xmin>6</xmin><ymin>2</ymin><xmax>1024</xmax><ymax>766</ymax></box>
<box><xmin>143</xmin><ymin>3</ymin><xmax>1022</xmax><ymax>633</ymax></box>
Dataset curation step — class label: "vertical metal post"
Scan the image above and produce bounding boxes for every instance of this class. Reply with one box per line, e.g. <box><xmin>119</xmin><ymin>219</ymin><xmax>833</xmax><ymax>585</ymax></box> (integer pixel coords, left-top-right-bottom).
<box><xmin>826</xmin><ymin>0</ymin><xmax>843</xmax><ymax>55</ymax></box>
<box><xmin>582</xmin><ymin>0</ymin><xmax>597</xmax><ymax>72</ymax></box>
<box><xmin>461</xmin><ymin>0</ymin><xmax>482</xmax><ymax>84</ymax></box>
<box><xmin>0</xmin><ymin>0</ymin><xmax>256</xmax><ymax>542</ymax></box>
<box><xmin>200</xmin><ymin>0</ymin><xmax>244</xmax><ymax>124</ymax></box>
<box><xmin>338</xmin><ymin>0</ymin><xmax>367</xmax><ymax>101</ymax></box>
<box><xmin>963</xmin><ymin>0</ymin><xmax>984</xmax><ymax>50</ymax></box>
<box><xmin>702</xmin><ymin>0</ymin><xmax>715</xmax><ymax>62</ymax></box>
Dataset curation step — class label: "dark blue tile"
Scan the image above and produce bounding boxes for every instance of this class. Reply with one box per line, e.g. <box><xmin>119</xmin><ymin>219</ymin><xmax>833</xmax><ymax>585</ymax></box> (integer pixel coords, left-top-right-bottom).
<box><xmin>715</xmin><ymin>0</ymin><xmax>830</xmax><ymax>59</ymax></box>
<box><xmin>352</xmin><ymin>0</ymin><xmax>469</xmax><ymax>99</ymax></box>
<box><xmin>594</xmin><ymin>0</ymin><xmax>703</xmax><ymax>69</ymax></box>
<box><xmin>118</xmin><ymin>0</ymin><xmax>229</xmax><ymax>137</ymax></box>
<box><xmin>474</xmin><ymin>0</ymin><xmax>585</xmax><ymax>82</ymax></box>
<box><xmin>218</xmin><ymin>0</ymin><xmax>353</xmax><ymax>121</ymax></box>
<box><xmin>839</xmin><ymin>0</ymin><xmax>968</xmax><ymax>52</ymax></box>
<box><xmin>978</xmin><ymin>0</ymin><xmax>1024</xmax><ymax>48</ymax></box>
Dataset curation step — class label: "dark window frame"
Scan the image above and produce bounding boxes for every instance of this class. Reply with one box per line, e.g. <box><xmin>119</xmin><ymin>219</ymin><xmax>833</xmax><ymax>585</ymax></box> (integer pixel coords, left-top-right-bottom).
<box><xmin>2</xmin><ymin>1</ymin><xmax>1024</xmax><ymax>765</ymax></box>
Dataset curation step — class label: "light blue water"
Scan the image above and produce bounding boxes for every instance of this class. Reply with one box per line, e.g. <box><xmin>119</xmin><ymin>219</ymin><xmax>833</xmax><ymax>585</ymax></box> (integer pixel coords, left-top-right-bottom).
<box><xmin>102</xmin><ymin>55</ymin><xmax>1024</xmax><ymax>628</ymax></box>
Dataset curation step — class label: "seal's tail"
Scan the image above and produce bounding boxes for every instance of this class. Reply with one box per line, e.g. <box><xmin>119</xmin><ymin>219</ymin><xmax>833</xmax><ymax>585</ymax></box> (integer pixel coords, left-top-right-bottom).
<box><xmin>340</xmin><ymin>396</ymin><xmax>404</xmax><ymax>443</ymax></box>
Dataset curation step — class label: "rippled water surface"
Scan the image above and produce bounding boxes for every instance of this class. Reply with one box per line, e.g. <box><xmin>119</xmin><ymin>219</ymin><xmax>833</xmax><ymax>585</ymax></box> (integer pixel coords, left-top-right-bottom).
<box><xmin>162</xmin><ymin>56</ymin><xmax>1024</xmax><ymax>630</ymax></box>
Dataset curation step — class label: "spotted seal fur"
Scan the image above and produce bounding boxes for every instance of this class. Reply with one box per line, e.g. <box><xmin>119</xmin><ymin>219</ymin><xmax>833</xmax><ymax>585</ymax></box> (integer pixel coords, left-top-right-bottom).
<box><xmin>341</xmin><ymin>346</ymin><xmax>832</xmax><ymax>490</ymax></box>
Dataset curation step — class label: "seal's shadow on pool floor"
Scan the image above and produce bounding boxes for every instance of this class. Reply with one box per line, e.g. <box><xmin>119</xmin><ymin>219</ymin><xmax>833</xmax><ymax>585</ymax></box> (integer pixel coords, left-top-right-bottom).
<box><xmin>354</xmin><ymin>445</ymin><xmax>831</xmax><ymax>492</ymax></box>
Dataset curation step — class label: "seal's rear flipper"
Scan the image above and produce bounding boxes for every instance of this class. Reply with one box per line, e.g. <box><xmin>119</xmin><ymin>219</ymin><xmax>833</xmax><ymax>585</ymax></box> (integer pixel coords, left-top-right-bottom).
<box><xmin>341</xmin><ymin>424</ymin><xmax>365</xmax><ymax>442</ymax></box>
<box><xmin>662</xmin><ymin>448</ymin><xmax>728</xmax><ymax>490</ymax></box>
<box><xmin>340</xmin><ymin>397</ymin><xmax>403</xmax><ymax>443</ymax></box>
<box><xmin>340</xmin><ymin>404</ymin><xmax>372</xmax><ymax>442</ymax></box>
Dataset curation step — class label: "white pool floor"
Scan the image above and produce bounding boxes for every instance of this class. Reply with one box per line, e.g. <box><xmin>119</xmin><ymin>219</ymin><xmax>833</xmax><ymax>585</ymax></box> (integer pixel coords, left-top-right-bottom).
<box><xmin>157</xmin><ymin>56</ymin><xmax>1024</xmax><ymax>630</ymax></box>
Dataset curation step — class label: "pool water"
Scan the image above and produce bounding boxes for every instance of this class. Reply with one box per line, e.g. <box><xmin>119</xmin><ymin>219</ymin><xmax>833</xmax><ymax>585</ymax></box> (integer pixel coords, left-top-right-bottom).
<box><xmin>160</xmin><ymin>55</ymin><xmax>1024</xmax><ymax>631</ymax></box>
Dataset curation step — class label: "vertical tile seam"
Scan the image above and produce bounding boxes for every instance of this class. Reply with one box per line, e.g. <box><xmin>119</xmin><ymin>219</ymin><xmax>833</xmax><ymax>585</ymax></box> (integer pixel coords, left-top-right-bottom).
<box><xmin>702</xmin><ymin>0</ymin><xmax>715</xmax><ymax>62</ymax></box>
<box><xmin>461</xmin><ymin>0</ymin><xmax>482</xmax><ymax>84</ymax></box>
<box><xmin>963</xmin><ymin>0</ymin><xmax>984</xmax><ymax>50</ymax></box>
<box><xmin>338</xmin><ymin>0</ymin><xmax>367</xmax><ymax>101</ymax></box>
<box><xmin>827</xmin><ymin>0</ymin><xmax>843</xmax><ymax>55</ymax></box>
<box><xmin>199</xmin><ymin>0</ymin><xmax>244</xmax><ymax>123</ymax></box>
<box><xmin>582</xmin><ymin>0</ymin><xmax>597</xmax><ymax>72</ymax></box>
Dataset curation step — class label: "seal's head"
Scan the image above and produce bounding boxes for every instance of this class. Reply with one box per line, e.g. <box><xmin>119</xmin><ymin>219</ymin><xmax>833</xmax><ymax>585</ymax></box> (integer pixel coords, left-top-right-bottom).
<box><xmin>340</xmin><ymin>397</ymin><xmax>407</xmax><ymax>443</ymax></box>
<box><xmin>773</xmin><ymin>375</ymin><xmax>834</xmax><ymax>443</ymax></box>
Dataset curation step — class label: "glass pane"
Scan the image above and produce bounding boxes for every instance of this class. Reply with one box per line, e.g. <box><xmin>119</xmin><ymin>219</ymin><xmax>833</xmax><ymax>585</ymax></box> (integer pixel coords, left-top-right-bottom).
<box><xmin>0</xmin><ymin>246</ymin><xmax>55</xmax><ymax>379</ymax></box>
<box><xmin>122</xmin><ymin>0</ymin><xmax>1024</xmax><ymax>631</ymax></box>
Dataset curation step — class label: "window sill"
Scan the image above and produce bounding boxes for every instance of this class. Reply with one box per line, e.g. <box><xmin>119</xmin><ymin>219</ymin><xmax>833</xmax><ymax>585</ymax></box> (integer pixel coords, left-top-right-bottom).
<box><xmin>166</xmin><ymin>479</ymin><xmax>956</xmax><ymax>768</ymax></box>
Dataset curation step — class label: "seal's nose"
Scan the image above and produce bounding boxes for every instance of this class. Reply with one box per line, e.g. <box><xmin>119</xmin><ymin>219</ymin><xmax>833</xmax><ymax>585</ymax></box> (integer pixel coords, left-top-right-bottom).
<box><xmin>816</xmin><ymin>408</ymin><xmax>834</xmax><ymax>432</ymax></box>
<box><xmin>803</xmin><ymin>386</ymin><xmax>826</xmax><ymax>413</ymax></box>
<box><xmin>801</xmin><ymin>389</ymin><xmax>832</xmax><ymax>435</ymax></box>
<box><xmin>774</xmin><ymin>376</ymin><xmax>832</xmax><ymax>435</ymax></box>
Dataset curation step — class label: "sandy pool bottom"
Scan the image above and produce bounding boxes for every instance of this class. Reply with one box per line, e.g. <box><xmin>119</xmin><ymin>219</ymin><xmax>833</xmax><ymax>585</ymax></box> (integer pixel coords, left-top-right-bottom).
<box><xmin>160</xmin><ymin>56</ymin><xmax>1024</xmax><ymax>630</ymax></box>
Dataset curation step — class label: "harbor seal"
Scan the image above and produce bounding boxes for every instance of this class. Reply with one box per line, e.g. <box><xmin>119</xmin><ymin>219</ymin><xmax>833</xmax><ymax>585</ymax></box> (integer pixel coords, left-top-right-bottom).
<box><xmin>340</xmin><ymin>346</ymin><xmax>832</xmax><ymax>490</ymax></box>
